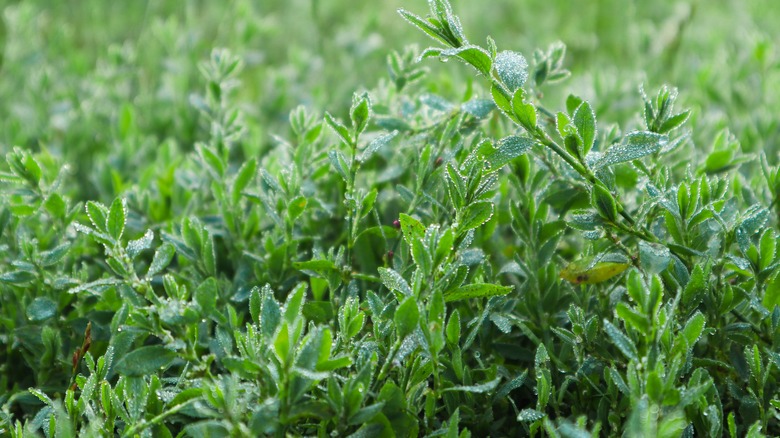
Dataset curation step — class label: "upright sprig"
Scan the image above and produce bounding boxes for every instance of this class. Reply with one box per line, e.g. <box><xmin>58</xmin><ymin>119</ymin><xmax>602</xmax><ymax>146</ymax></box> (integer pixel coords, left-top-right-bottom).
<box><xmin>399</xmin><ymin>0</ymin><xmax>692</xmax><ymax>267</ymax></box>
<box><xmin>325</xmin><ymin>93</ymin><xmax>398</xmax><ymax>264</ymax></box>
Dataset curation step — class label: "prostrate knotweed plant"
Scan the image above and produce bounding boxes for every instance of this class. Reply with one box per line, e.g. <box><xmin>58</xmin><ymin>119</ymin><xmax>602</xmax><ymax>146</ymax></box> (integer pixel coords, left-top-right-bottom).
<box><xmin>0</xmin><ymin>0</ymin><xmax>779</xmax><ymax>436</ymax></box>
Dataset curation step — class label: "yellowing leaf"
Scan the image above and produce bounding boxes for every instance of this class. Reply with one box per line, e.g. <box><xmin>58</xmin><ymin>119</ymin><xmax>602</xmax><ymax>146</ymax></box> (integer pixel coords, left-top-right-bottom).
<box><xmin>560</xmin><ymin>257</ymin><xmax>630</xmax><ymax>284</ymax></box>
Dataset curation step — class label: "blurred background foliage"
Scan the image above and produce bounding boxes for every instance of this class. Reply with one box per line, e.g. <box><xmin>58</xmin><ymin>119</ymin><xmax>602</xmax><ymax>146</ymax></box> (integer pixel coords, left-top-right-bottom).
<box><xmin>1</xmin><ymin>0</ymin><xmax>778</xmax><ymax>203</ymax></box>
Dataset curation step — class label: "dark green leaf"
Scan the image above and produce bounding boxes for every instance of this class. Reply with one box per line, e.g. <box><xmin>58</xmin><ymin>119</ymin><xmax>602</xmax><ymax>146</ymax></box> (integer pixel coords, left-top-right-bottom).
<box><xmin>26</xmin><ymin>297</ymin><xmax>57</xmax><ymax>322</ymax></box>
<box><xmin>591</xmin><ymin>185</ymin><xmax>617</xmax><ymax>222</ymax></box>
<box><xmin>350</xmin><ymin>95</ymin><xmax>371</xmax><ymax>135</ymax></box>
<box><xmin>114</xmin><ymin>346</ymin><xmax>176</xmax><ymax>377</ymax></box>
<box><xmin>458</xmin><ymin>201</ymin><xmax>494</xmax><ymax>232</ymax></box>
<box><xmin>195</xmin><ymin>277</ymin><xmax>218</xmax><ymax>316</ymax></box>
<box><xmin>603</xmin><ymin>320</ymin><xmax>639</xmax><ymax>362</ymax></box>
<box><xmin>107</xmin><ymin>198</ymin><xmax>126</xmax><ymax>241</ymax></box>
<box><xmin>394</xmin><ymin>296</ymin><xmax>419</xmax><ymax>339</ymax></box>
<box><xmin>573</xmin><ymin>101</ymin><xmax>596</xmax><ymax>156</ymax></box>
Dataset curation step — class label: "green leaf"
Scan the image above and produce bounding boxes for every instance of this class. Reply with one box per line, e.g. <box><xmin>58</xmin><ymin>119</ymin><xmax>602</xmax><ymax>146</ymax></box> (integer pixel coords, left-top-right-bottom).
<box><xmin>491</xmin><ymin>83</ymin><xmax>512</xmax><ymax>115</ymax></box>
<box><xmin>397</xmin><ymin>9</ymin><xmax>450</xmax><ymax>47</ymax></box>
<box><xmin>593</xmin><ymin>131</ymin><xmax>668</xmax><ymax>169</ymax></box>
<box><xmin>573</xmin><ymin>101</ymin><xmax>596</xmax><ymax>156</ymax></box>
<box><xmin>287</xmin><ymin>196</ymin><xmax>307</xmax><ymax>222</ymax></box>
<box><xmin>424</xmin><ymin>45</ymin><xmax>493</xmax><ymax>77</ymax></box>
<box><xmin>86</xmin><ymin>201</ymin><xmax>108</xmax><ymax>233</ymax></box>
<box><xmin>274</xmin><ymin>322</ymin><xmax>291</xmax><ymax>364</ymax></box>
<box><xmin>658</xmin><ymin>110</ymin><xmax>690</xmax><ymax>134</ymax></box>
<box><xmin>443</xmin><ymin>377</ymin><xmax>501</xmax><ymax>393</ymax></box>
<box><xmin>446</xmin><ymin>309</ymin><xmax>461</xmax><ymax>346</ymax></box>
<box><xmin>350</xmin><ymin>95</ymin><xmax>371</xmax><ymax>135</ymax></box>
<box><xmin>759</xmin><ymin>229</ymin><xmax>776</xmax><ymax>271</ymax></box>
<box><xmin>260</xmin><ymin>287</ymin><xmax>282</xmax><ymax>338</ymax></box>
<box><xmin>378</xmin><ymin>267</ymin><xmax>413</xmax><ymax>297</ymax></box>
<box><xmin>462</xmin><ymin>98</ymin><xmax>495</xmax><ymax>118</ymax></box>
<box><xmin>616</xmin><ymin>303</ymin><xmax>651</xmax><ymax>335</ymax></box>
<box><xmin>325</xmin><ymin>112</ymin><xmax>353</xmax><ymax>145</ymax></box>
<box><xmin>483</xmin><ymin>135</ymin><xmax>534</xmax><ymax>171</ymax></box>
<box><xmin>458</xmin><ymin>201</ymin><xmax>494</xmax><ymax>232</ymax></box>
<box><xmin>444</xmin><ymin>283</ymin><xmax>513</xmax><ymax>302</ymax></box>
<box><xmin>26</xmin><ymin>297</ymin><xmax>57</xmax><ymax>322</ymax></box>
<box><xmin>283</xmin><ymin>284</ymin><xmax>306</xmax><ymax>324</ymax></box>
<box><xmin>107</xmin><ymin>198</ymin><xmax>127</xmax><ymax>241</ymax></box>
<box><xmin>603</xmin><ymin>320</ymin><xmax>639</xmax><ymax>362</ymax></box>
<box><xmin>232</xmin><ymin>158</ymin><xmax>257</xmax><ymax>204</ymax></box>
<box><xmin>293</xmin><ymin>259</ymin><xmax>339</xmax><ymax>275</ymax></box>
<box><xmin>411</xmin><ymin>239</ymin><xmax>432</xmax><ymax>276</ymax></box>
<box><xmin>494</xmin><ymin>50</ymin><xmax>528</xmax><ymax>92</ymax></box>
<box><xmin>399</xmin><ymin>213</ymin><xmax>425</xmax><ymax>247</ymax></box>
<box><xmin>511</xmin><ymin>91</ymin><xmax>537</xmax><ymax>131</ymax></box>
<box><xmin>302</xmin><ymin>301</ymin><xmax>335</xmax><ymax>325</ymax></box>
<box><xmin>517</xmin><ymin>409</ymin><xmax>546</xmax><ymax>422</ymax></box>
<box><xmin>681</xmin><ymin>312</ymin><xmax>706</xmax><ymax>347</ymax></box>
<box><xmin>566</xmin><ymin>95</ymin><xmax>584</xmax><ymax>115</ymax></box>
<box><xmin>359</xmin><ymin>189</ymin><xmax>377</xmax><ymax>219</ymax></box>
<box><xmin>348</xmin><ymin>403</ymin><xmax>386</xmax><ymax>426</ymax></box>
<box><xmin>495</xmin><ymin>371</ymin><xmax>527</xmax><ymax>399</ymax></box>
<box><xmin>360</xmin><ymin>131</ymin><xmax>397</xmax><ymax>162</ymax></box>
<box><xmin>249</xmin><ymin>287</ymin><xmax>261</xmax><ymax>325</ymax></box>
<box><xmin>195</xmin><ymin>277</ymin><xmax>218</xmax><ymax>316</ymax></box>
<box><xmin>44</xmin><ymin>193</ymin><xmax>67</xmax><ymax>219</ymax></box>
<box><xmin>0</xmin><ymin>270</ymin><xmax>36</xmax><ymax>284</ymax></box>
<box><xmin>639</xmin><ymin>241</ymin><xmax>671</xmax><ymax>275</ymax></box>
<box><xmin>39</xmin><ymin>243</ymin><xmax>71</xmax><ymax>267</ymax></box>
<box><xmin>445</xmin><ymin>164</ymin><xmax>466</xmax><ymax>208</ymax></box>
<box><xmin>591</xmin><ymin>185</ymin><xmax>617</xmax><ymax>222</ymax></box>
<box><xmin>763</xmin><ymin>272</ymin><xmax>780</xmax><ymax>310</ymax></box>
<box><xmin>394</xmin><ymin>296</ymin><xmax>420</xmax><ymax>339</ymax></box>
<box><xmin>196</xmin><ymin>143</ymin><xmax>225</xmax><ymax>178</ymax></box>
<box><xmin>682</xmin><ymin>263</ymin><xmax>707</xmax><ymax>307</ymax></box>
<box><xmin>23</xmin><ymin>153</ymin><xmax>42</xmax><ymax>185</ymax></box>
<box><xmin>328</xmin><ymin>150</ymin><xmax>349</xmax><ymax>182</ymax></box>
<box><xmin>147</xmin><ymin>243</ymin><xmax>175</xmax><ymax>278</ymax></box>
<box><xmin>113</xmin><ymin>346</ymin><xmax>176</xmax><ymax>377</ymax></box>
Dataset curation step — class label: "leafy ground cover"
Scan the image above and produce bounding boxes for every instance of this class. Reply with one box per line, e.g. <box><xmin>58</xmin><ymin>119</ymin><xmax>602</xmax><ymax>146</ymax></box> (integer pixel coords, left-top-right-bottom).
<box><xmin>1</xmin><ymin>0</ymin><xmax>780</xmax><ymax>436</ymax></box>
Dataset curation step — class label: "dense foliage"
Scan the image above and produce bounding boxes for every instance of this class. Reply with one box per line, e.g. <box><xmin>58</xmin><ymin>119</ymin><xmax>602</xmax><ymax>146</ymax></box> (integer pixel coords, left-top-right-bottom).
<box><xmin>1</xmin><ymin>0</ymin><xmax>780</xmax><ymax>436</ymax></box>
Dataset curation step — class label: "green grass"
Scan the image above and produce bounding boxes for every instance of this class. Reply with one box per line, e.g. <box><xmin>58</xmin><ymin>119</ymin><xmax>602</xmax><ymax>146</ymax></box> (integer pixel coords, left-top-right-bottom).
<box><xmin>1</xmin><ymin>0</ymin><xmax>780</xmax><ymax>436</ymax></box>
